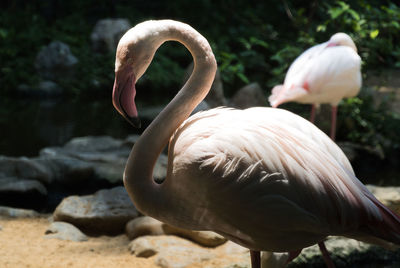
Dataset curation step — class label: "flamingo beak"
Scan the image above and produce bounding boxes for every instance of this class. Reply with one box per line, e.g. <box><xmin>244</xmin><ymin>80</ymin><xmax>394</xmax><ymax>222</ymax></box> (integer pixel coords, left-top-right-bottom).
<box><xmin>112</xmin><ymin>66</ymin><xmax>141</xmax><ymax>128</ymax></box>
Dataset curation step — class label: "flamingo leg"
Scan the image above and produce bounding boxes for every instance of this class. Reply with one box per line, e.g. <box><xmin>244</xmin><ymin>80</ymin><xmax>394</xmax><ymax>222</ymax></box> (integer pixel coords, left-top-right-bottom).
<box><xmin>310</xmin><ymin>104</ymin><xmax>317</xmax><ymax>124</ymax></box>
<box><xmin>318</xmin><ymin>242</ymin><xmax>336</xmax><ymax>268</ymax></box>
<box><xmin>286</xmin><ymin>249</ymin><xmax>302</xmax><ymax>265</ymax></box>
<box><xmin>330</xmin><ymin>106</ymin><xmax>337</xmax><ymax>141</ymax></box>
<box><xmin>250</xmin><ymin>250</ymin><xmax>261</xmax><ymax>268</ymax></box>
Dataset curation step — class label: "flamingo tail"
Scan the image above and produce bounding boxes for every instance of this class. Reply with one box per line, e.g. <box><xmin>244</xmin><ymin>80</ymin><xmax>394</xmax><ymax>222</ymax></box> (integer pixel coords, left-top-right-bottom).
<box><xmin>349</xmin><ymin>195</ymin><xmax>400</xmax><ymax>250</ymax></box>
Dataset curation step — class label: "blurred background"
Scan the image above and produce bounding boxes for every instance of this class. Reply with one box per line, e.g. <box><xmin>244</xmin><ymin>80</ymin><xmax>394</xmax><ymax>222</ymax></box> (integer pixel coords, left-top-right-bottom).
<box><xmin>0</xmin><ymin>0</ymin><xmax>399</xmax><ymax>184</ymax></box>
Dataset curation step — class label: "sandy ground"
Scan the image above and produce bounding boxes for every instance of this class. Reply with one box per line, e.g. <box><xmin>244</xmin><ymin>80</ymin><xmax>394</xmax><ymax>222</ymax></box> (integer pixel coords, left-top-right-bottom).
<box><xmin>0</xmin><ymin>217</ymin><xmax>249</xmax><ymax>268</ymax></box>
<box><xmin>0</xmin><ymin>217</ymin><xmax>155</xmax><ymax>268</ymax></box>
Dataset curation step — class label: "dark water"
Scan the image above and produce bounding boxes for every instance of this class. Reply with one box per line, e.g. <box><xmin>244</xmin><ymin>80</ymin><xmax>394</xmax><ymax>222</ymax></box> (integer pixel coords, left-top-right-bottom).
<box><xmin>1</xmin><ymin>96</ymin><xmax>399</xmax><ymax>186</ymax></box>
<box><xmin>0</xmin><ymin>97</ymin><xmax>140</xmax><ymax>157</ymax></box>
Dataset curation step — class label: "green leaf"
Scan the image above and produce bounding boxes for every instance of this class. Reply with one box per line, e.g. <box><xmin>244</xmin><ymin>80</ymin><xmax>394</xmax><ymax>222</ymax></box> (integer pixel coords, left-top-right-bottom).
<box><xmin>370</xmin><ymin>29</ymin><xmax>379</xmax><ymax>39</ymax></box>
<box><xmin>0</xmin><ymin>29</ymin><xmax>7</xmax><ymax>39</ymax></box>
<box><xmin>316</xmin><ymin>25</ymin><xmax>326</xmax><ymax>32</ymax></box>
<box><xmin>329</xmin><ymin>8</ymin><xmax>345</xmax><ymax>19</ymax></box>
<box><xmin>237</xmin><ymin>72</ymin><xmax>249</xmax><ymax>84</ymax></box>
<box><xmin>347</xmin><ymin>9</ymin><xmax>360</xmax><ymax>21</ymax></box>
<box><xmin>391</xmin><ymin>21</ymin><xmax>400</xmax><ymax>29</ymax></box>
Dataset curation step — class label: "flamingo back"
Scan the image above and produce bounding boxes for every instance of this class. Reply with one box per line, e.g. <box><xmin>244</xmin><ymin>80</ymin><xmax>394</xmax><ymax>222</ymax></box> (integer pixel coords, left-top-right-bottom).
<box><xmin>163</xmin><ymin>107</ymin><xmax>396</xmax><ymax>251</ymax></box>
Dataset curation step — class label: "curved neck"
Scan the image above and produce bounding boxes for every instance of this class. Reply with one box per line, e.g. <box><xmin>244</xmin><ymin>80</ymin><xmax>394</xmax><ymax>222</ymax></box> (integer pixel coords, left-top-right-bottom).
<box><xmin>123</xmin><ymin>21</ymin><xmax>217</xmax><ymax>220</ymax></box>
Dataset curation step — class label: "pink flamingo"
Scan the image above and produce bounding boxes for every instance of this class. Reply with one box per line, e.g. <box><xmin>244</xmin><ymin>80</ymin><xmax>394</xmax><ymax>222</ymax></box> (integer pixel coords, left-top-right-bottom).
<box><xmin>269</xmin><ymin>33</ymin><xmax>361</xmax><ymax>140</ymax></box>
<box><xmin>113</xmin><ymin>20</ymin><xmax>399</xmax><ymax>268</ymax></box>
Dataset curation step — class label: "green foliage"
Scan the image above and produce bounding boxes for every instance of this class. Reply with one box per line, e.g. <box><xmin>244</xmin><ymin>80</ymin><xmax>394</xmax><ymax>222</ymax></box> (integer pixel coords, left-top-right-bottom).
<box><xmin>339</xmin><ymin>94</ymin><xmax>400</xmax><ymax>153</ymax></box>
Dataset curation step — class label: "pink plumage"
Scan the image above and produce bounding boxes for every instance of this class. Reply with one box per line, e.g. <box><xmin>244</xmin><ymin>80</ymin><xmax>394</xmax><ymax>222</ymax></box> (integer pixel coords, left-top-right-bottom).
<box><xmin>269</xmin><ymin>33</ymin><xmax>362</xmax><ymax>140</ymax></box>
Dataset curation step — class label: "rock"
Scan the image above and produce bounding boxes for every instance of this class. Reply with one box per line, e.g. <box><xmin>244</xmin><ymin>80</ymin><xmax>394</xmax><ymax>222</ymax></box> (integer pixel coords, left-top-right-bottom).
<box><xmin>125</xmin><ymin>216</ymin><xmax>226</xmax><ymax>247</ymax></box>
<box><xmin>39</xmin><ymin>136</ymin><xmax>131</xmax><ymax>184</ymax></box>
<box><xmin>130</xmin><ymin>237</ymin><xmax>158</xmax><ymax>258</ymax></box>
<box><xmin>53</xmin><ymin>186</ymin><xmax>138</xmax><ymax>234</ymax></box>
<box><xmin>183</xmin><ymin>63</ymin><xmax>226</xmax><ymax>108</ymax></box>
<box><xmin>0</xmin><ymin>206</ymin><xmax>40</xmax><ymax>218</ymax></box>
<box><xmin>35</xmin><ymin>41</ymin><xmax>78</xmax><ymax>81</ymax></box>
<box><xmin>162</xmin><ymin>224</ymin><xmax>227</xmax><ymax>247</ymax></box>
<box><xmin>202</xmin><ymin>240</ymin><xmax>250</xmax><ymax>268</ymax></box>
<box><xmin>63</xmin><ymin>136</ymin><xmax>125</xmax><ymax>153</ymax></box>
<box><xmin>0</xmin><ymin>156</ymin><xmax>51</xmax><ymax>209</ymax></box>
<box><xmin>37</xmin><ymin>81</ymin><xmax>63</xmax><ymax>96</ymax></box>
<box><xmin>16</xmin><ymin>81</ymin><xmax>63</xmax><ymax>98</ymax></box>
<box><xmin>230</xmin><ymin>82</ymin><xmax>266</xmax><ymax>109</ymax></box>
<box><xmin>192</xmin><ymin>100</ymin><xmax>210</xmax><ymax>114</ymax></box>
<box><xmin>207</xmin><ymin>68</ymin><xmax>227</xmax><ymax>107</ymax></box>
<box><xmin>0</xmin><ymin>135</ymin><xmax>167</xmax><ymax>210</ymax></box>
<box><xmin>129</xmin><ymin>235</ymin><xmax>215</xmax><ymax>268</ymax></box>
<box><xmin>44</xmin><ymin>221</ymin><xmax>88</xmax><ymax>242</ymax></box>
<box><xmin>90</xmin><ymin>18</ymin><xmax>131</xmax><ymax>53</ymax></box>
<box><xmin>0</xmin><ymin>177</ymin><xmax>47</xmax><ymax>196</ymax></box>
<box><xmin>261</xmin><ymin>251</ymin><xmax>289</xmax><ymax>268</ymax></box>
<box><xmin>126</xmin><ymin>216</ymin><xmax>164</xmax><ymax>240</ymax></box>
<box><xmin>35</xmin><ymin>156</ymin><xmax>94</xmax><ymax>185</ymax></box>
<box><xmin>0</xmin><ymin>156</ymin><xmax>52</xmax><ymax>184</ymax></box>
<box><xmin>365</xmin><ymin>70</ymin><xmax>400</xmax><ymax>114</ymax></box>
<box><xmin>372</xmin><ymin>86</ymin><xmax>400</xmax><ymax>114</ymax></box>
<box><xmin>0</xmin><ymin>177</ymin><xmax>47</xmax><ymax>209</ymax></box>
<box><xmin>367</xmin><ymin>185</ymin><xmax>400</xmax><ymax>215</ymax></box>
<box><xmin>218</xmin><ymin>240</ymin><xmax>249</xmax><ymax>255</ymax></box>
<box><xmin>291</xmin><ymin>236</ymin><xmax>400</xmax><ymax>267</ymax></box>
<box><xmin>123</xmin><ymin>135</ymin><xmax>141</xmax><ymax>147</ymax></box>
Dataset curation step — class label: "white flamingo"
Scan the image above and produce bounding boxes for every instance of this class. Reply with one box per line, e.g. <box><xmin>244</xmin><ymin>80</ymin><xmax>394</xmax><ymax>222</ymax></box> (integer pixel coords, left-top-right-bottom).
<box><xmin>268</xmin><ymin>33</ymin><xmax>362</xmax><ymax>140</ymax></box>
<box><xmin>112</xmin><ymin>20</ymin><xmax>400</xmax><ymax>268</ymax></box>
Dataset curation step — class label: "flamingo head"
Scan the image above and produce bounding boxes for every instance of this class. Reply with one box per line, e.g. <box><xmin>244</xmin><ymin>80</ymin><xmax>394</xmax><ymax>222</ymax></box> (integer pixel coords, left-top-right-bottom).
<box><xmin>327</xmin><ymin>32</ymin><xmax>357</xmax><ymax>52</ymax></box>
<box><xmin>112</xmin><ymin>21</ymin><xmax>161</xmax><ymax>128</ymax></box>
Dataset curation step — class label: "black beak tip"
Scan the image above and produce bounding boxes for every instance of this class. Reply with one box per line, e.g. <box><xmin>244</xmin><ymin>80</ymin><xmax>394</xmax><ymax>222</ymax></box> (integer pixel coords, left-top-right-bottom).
<box><xmin>126</xmin><ymin>116</ymin><xmax>141</xmax><ymax>128</ymax></box>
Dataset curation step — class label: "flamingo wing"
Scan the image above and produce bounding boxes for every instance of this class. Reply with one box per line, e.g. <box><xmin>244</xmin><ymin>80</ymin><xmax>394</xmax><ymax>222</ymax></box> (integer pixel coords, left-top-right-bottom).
<box><xmin>168</xmin><ymin>107</ymin><xmax>399</xmax><ymax>251</ymax></box>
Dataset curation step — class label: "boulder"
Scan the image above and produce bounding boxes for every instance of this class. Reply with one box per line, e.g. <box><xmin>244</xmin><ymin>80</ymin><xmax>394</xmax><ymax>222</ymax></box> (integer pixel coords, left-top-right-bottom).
<box><xmin>16</xmin><ymin>81</ymin><xmax>63</xmax><ymax>98</ymax></box>
<box><xmin>129</xmin><ymin>235</ymin><xmax>216</xmax><ymax>267</ymax></box>
<box><xmin>126</xmin><ymin>216</ymin><xmax>226</xmax><ymax>247</ymax></box>
<box><xmin>0</xmin><ymin>156</ymin><xmax>52</xmax><ymax>184</ymax></box>
<box><xmin>53</xmin><ymin>186</ymin><xmax>138</xmax><ymax>234</ymax></box>
<box><xmin>162</xmin><ymin>224</ymin><xmax>227</xmax><ymax>247</ymax></box>
<box><xmin>365</xmin><ymin>70</ymin><xmax>400</xmax><ymax>114</ymax></box>
<box><xmin>90</xmin><ymin>18</ymin><xmax>131</xmax><ymax>53</ymax></box>
<box><xmin>0</xmin><ymin>206</ymin><xmax>40</xmax><ymax>218</ymax></box>
<box><xmin>0</xmin><ymin>177</ymin><xmax>47</xmax><ymax>209</ymax></box>
<box><xmin>39</xmin><ymin>136</ymin><xmax>131</xmax><ymax>184</ymax></box>
<box><xmin>0</xmin><ymin>177</ymin><xmax>47</xmax><ymax>196</ymax></box>
<box><xmin>0</xmin><ymin>135</ymin><xmax>169</xmax><ymax>210</ymax></box>
<box><xmin>123</xmin><ymin>135</ymin><xmax>141</xmax><ymax>146</ymax></box>
<box><xmin>35</xmin><ymin>156</ymin><xmax>94</xmax><ymax>185</ymax></box>
<box><xmin>126</xmin><ymin>216</ymin><xmax>164</xmax><ymax>240</ymax></box>
<box><xmin>230</xmin><ymin>82</ymin><xmax>266</xmax><ymax>109</ymax></box>
<box><xmin>44</xmin><ymin>221</ymin><xmax>88</xmax><ymax>242</ymax></box>
<box><xmin>35</xmin><ymin>41</ymin><xmax>78</xmax><ymax>81</ymax></box>
<box><xmin>192</xmin><ymin>100</ymin><xmax>210</xmax><ymax>114</ymax></box>
<box><xmin>261</xmin><ymin>251</ymin><xmax>289</xmax><ymax>268</ymax></box>
<box><xmin>292</xmin><ymin>236</ymin><xmax>400</xmax><ymax>267</ymax></box>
